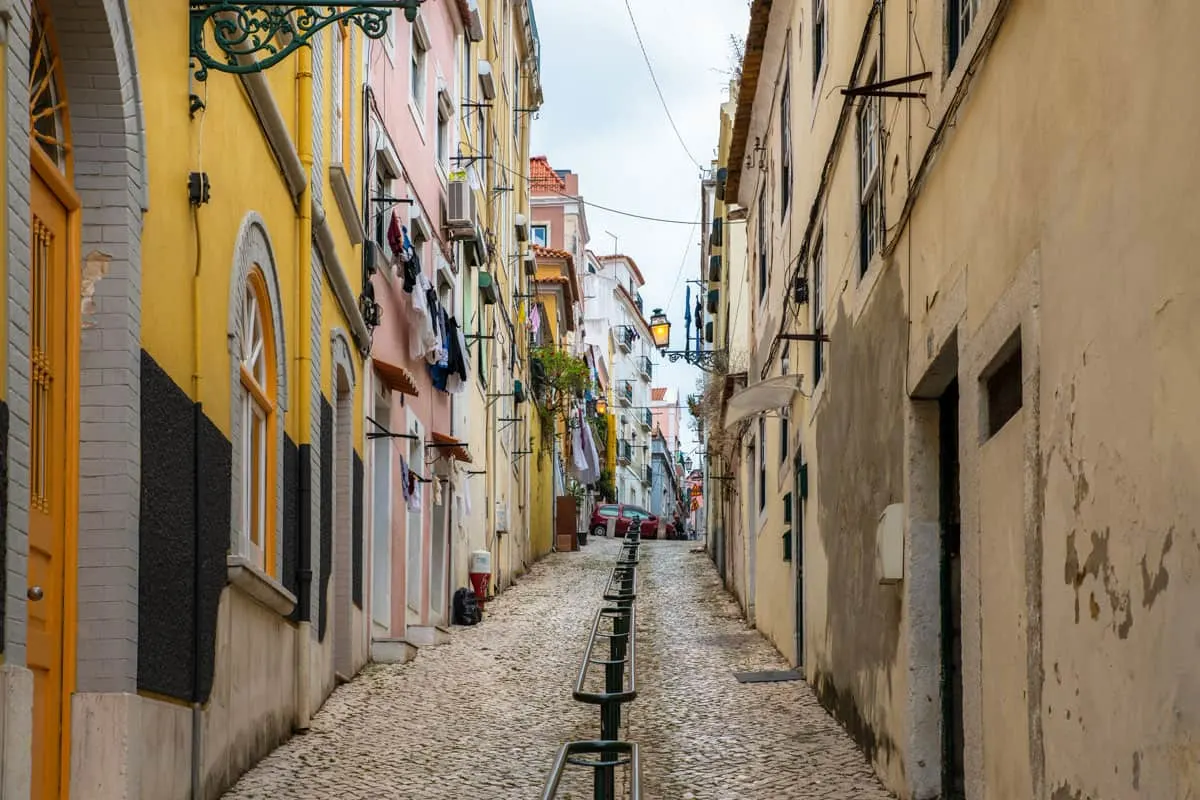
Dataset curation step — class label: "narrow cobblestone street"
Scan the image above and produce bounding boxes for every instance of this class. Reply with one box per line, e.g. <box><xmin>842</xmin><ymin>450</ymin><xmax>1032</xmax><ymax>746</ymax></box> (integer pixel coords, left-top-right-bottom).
<box><xmin>223</xmin><ymin>539</ymin><xmax>893</xmax><ymax>799</ymax></box>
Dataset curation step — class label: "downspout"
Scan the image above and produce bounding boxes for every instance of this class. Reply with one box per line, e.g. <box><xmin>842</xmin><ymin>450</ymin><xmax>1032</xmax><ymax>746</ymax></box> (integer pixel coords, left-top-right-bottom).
<box><xmin>294</xmin><ymin>41</ymin><xmax>315</xmax><ymax>732</ymax></box>
<box><xmin>190</xmin><ymin>208</ymin><xmax>204</xmax><ymax>800</ymax></box>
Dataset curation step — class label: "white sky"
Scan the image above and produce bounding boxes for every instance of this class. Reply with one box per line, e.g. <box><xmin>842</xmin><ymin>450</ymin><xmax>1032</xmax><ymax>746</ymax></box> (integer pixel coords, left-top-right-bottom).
<box><xmin>529</xmin><ymin>0</ymin><xmax>750</xmax><ymax>462</ymax></box>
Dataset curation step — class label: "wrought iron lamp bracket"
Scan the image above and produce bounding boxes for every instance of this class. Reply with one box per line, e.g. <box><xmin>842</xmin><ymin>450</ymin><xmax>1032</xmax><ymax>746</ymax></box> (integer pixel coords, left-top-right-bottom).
<box><xmin>189</xmin><ymin>1</ymin><xmax>424</xmax><ymax>82</ymax></box>
<box><xmin>659</xmin><ymin>349</ymin><xmax>728</xmax><ymax>374</ymax></box>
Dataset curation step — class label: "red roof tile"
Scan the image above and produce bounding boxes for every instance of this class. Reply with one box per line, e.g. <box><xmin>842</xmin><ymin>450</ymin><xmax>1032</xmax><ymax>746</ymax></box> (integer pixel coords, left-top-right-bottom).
<box><xmin>530</xmin><ymin>156</ymin><xmax>567</xmax><ymax>194</ymax></box>
<box><xmin>651</xmin><ymin>388</ymin><xmax>668</xmax><ymax>402</ymax></box>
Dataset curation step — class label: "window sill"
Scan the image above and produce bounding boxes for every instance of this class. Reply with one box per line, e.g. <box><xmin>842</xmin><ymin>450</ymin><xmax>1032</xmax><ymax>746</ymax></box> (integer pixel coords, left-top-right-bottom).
<box><xmin>228</xmin><ymin>554</ymin><xmax>297</xmax><ymax>617</ymax></box>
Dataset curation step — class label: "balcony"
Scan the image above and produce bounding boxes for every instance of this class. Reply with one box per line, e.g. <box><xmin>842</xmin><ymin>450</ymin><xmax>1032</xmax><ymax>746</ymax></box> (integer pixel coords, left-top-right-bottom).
<box><xmin>618</xmin><ymin>440</ymin><xmax>633</xmax><ymax>465</ymax></box>
<box><xmin>640</xmin><ymin>408</ymin><xmax>652</xmax><ymax>430</ymax></box>
<box><xmin>634</xmin><ymin>292</ymin><xmax>644</xmax><ymax>314</ymax></box>
<box><xmin>643</xmin><ymin>465</ymin><xmax>653</xmax><ymax>486</ymax></box>
<box><xmin>618</xmin><ymin>380</ymin><xmax>634</xmax><ymax>407</ymax></box>
<box><xmin>613</xmin><ymin>325</ymin><xmax>635</xmax><ymax>353</ymax></box>
<box><xmin>638</xmin><ymin>355</ymin><xmax>652</xmax><ymax>381</ymax></box>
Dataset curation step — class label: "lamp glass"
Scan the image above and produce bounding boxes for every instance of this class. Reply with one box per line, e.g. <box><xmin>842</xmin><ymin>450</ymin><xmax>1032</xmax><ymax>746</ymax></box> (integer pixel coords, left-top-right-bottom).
<box><xmin>595</xmin><ymin>398</ymin><xmax>607</xmax><ymax>416</ymax></box>
<box><xmin>649</xmin><ymin>308</ymin><xmax>671</xmax><ymax>349</ymax></box>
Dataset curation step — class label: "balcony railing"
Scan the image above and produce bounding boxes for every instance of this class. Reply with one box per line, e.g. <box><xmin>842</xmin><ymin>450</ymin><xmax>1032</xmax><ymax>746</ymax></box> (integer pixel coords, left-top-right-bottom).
<box><xmin>642</xmin><ymin>465</ymin><xmax>652</xmax><ymax>486</ymax></box>
<box><xmin>619</xmin><ymin>381</ymin><xmax>633</xmax><ymax>406</ymax></box>
<box><xmin>618</xmin><ymin>440</ymin><xmax>633</xmax><ymax>465</ymax></box>
<box><xmin>640</xmin><ymin>409</ymin><xmax>652</xmax><ymax>430</ymax></box>
<box><xmin>614</xmin><ymin>325</ymin><xmax>635</xmax><ymax>353</ymax></box>
<box><xmin>638</xmin><ymin>356</ymin><xmax>652</xmax><ymax>381</ymax></box>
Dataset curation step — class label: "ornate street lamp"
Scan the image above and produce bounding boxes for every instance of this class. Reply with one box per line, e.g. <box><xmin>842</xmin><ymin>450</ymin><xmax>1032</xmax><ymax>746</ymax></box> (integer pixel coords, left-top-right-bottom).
<box><xmin>648</xmin><ymin>309</ymin><xmax>671</xmax><ymax>350</ymax></box>
<box><xmin>647</xmin><ymin>308</ymin><xmax>727</xmax><ymax>374</ymax></box>
<box><xmin>594</xmin><ymin>397</ymin><xmax>608</xmax><ymax>416</ymax></box>
<box><xmin>190</xmin><ymin>1</ymin><xmax>425</xmax><ymax>81</ymax></box>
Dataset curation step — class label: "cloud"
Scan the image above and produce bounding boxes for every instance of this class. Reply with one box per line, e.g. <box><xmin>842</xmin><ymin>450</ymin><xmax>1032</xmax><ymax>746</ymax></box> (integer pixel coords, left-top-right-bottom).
<box><xmin>529</xmin><ymin>0</ymin><xmax>749</xmax><ymax>454</ymax></box>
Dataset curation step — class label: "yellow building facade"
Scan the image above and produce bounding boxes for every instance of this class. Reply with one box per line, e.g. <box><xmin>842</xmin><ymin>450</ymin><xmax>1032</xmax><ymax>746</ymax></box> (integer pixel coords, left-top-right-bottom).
<box><xmin>0</xmin><ymin>1</ymin><xmax>386</xmax><ymax>796</ymax></box>
<box><xmin>455</xmin><ymin>0</ymin><xmax>543</xmax><ymax>593</ymax></box>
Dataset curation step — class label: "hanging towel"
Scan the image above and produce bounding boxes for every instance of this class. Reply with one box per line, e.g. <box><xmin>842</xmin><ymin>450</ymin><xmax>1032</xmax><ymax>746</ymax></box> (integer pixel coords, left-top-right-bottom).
<box><xmin>446</xmin><ymin>315</ymin><xmax>469</xmax><ymax>394</ymax></box>
<box><xmin>529</xmin><ymin>304</ymin><xmax>541</xmax><ymax>336</ymax></box>
<box><xmin>579</xmin><ymin>409</ymin><xmax>602</xmax><ymax>485</ymax></box>
<box><xmin>388</xmin><ymin>213</ymin><xmax>404</xmax><ymax>258</ymax></box>
<box><xmin>409</xmin><ymin>475</ymin><xmax>423</xmax><ymax>513</ymax></box>
<box><xmin>399</xmin><ymin>456</ymin><xmax>411</xmax><ymax>504</ymax></box>
<box><xmin>409</xmin><ymin>274</ymin><xmax>440</xmax><ymax>360</ymax></box>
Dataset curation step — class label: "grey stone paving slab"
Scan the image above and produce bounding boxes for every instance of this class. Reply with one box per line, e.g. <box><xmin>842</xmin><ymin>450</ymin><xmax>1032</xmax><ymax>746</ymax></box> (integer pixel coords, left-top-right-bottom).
<box><xmin>221</xmin><ymin>537</ymin><xmax>894</xmax><ymax>799</ymax></box>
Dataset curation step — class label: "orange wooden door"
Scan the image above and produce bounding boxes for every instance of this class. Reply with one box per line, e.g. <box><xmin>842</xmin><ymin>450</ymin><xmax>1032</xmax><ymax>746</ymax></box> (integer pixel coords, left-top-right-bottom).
<box><xmin>28</xmin><ymin>167</ymin><xmax>68</xmax><ymax>800</ymax></box>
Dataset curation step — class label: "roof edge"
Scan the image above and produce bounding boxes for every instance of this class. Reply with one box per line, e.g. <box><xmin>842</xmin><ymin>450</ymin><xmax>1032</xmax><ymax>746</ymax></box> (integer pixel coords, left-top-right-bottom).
<box><xmin>726</xmin><ymin>0</ymin><xmax>773</xmax><ymax>203</ymax></box>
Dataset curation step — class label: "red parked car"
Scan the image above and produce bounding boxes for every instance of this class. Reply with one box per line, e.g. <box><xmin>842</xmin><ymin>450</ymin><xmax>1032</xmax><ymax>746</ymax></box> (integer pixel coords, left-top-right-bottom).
<box><xmin>589</xmin><ymin>504</ymin><xmax>675</xmax><ymax>540</ymax></box>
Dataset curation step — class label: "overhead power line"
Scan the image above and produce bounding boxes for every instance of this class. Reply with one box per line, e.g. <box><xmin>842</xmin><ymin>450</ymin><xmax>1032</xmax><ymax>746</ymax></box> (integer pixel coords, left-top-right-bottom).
<box><xmin>474</xmin><ymin>150</ymin><xmax>701</xmax><ymax>225</ymax></box>
<box><xmin>624</xmin><ymin>0</ymin><xmax>705</xmax><ymax>171</ymax></box>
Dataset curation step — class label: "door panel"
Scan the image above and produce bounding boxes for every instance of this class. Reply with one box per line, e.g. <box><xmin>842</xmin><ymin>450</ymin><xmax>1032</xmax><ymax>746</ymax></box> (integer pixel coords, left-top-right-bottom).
<box><xmin>29</xmin><ymin>169</ymin><xmax>69</xmax><ymax>800</ymax></box>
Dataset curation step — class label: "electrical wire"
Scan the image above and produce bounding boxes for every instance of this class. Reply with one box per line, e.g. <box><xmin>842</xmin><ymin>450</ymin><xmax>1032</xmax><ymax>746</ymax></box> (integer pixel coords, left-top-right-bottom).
<box><xmin>467</xmin><ymin>146</ymin><xmax>701</xmax><ymax>225</ymax></box>
<box><xmin>665</xmin><ymin>204</ymin><xmax>702</xmax><ymax>313</ymax></box>
<box><xmin>623</xmin><ymin>0</ymin><xmax>704</xmax><ymax>170</ymax></box>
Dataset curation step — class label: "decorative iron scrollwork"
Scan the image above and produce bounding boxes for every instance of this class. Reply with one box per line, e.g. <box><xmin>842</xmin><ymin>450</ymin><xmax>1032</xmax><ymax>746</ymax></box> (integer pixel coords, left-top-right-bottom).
<box><xmin>189</xmin><ymin>1</ymin><xmax>423</xmax><ymax>81</ymax></box>
<box><xmin>661</xmin><ymin>349</ymin><xmax>729</xmax><ymax>375</ymax></box>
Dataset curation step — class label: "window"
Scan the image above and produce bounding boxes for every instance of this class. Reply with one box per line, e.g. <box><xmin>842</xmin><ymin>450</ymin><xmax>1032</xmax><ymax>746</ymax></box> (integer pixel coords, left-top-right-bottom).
<box><xmin>460</xmin><ymin>40</ymin><xmax>473</xmax><ymax>135</ymax></box>
<box><xmin>757</xmin><ymin>190</ymin><xmax>767</xmax><ymax>302</ymax></box>
<box><xmin>512</xmin><ymin>55</ymin><xmax>522</xmax><ymax>145</ymax></box>
<box><xmin>780</xmin><ymin>60</ymin><xmax>792</xmax><ymax>219</ymax></box>
<box><xmin>983</xmin><ymin>331</ymin><xmax>1023</xmax><ymax>439</ymax></box>
<box><xmin>410</xmin><ymin>22</ymin><xmax>428</xmax><ymax>114</ymax></box>
<box><xmin>812</xmin><ymin>228</ymin><xmax>826</xmax><ymax>385</ymax></box>
<box><xmin>758</xmin><ymin>417</ymin><xmax>767</xmax><ymax>512</ymax></box>
<box><xmin>436</xmin><ymin>91</ymin><xmax>451</xmax><ymax>172</ymax></box>
<box><xmin>857</xmin><ymin>63</ymin><xmax>882</xmax><ymax>277</ymax></box>
<box><xmin>531</xmin><ymin>224</ymin><xmax>548</xmax><ymax>247</ymax></box>
<box><xmin>812</xmin><ymin>0</ymin><xmax>827</xmax><ymax>89</ymax></box>
<box><xmin>948</xmin><ymin>0</ymin><xmax>981</xmax><ymax>70</ymax></box>
<box><xmin>240</xmin><ymin>269</ymin><xmax>277</xmax><ymax>574</ymax></box>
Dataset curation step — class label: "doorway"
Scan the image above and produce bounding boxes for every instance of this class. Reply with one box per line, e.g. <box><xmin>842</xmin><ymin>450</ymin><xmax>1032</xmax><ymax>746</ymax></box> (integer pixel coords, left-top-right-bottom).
<box><xmin>939</xmin><ymin>379</ymin><xmax>966</xmax><ymax>798</ymax></box>
<box><xmin>28</xmin><ymin>5</ymin><xmax>81</xmax><ymax>795</ymax></box>
<box><xmin>793</xmin><ymin>454</ymin><xmax>805</xmax><ymax>668</ymax></box>
<box><xmin>370</xmin><ymin>389</ymin><xmax>391</xmax><ymax>634</ymax></box>
<box><xmin>332</xmin><ymin>365</ymin><xmax>354</xmax><ymax>677</ymax></box>
<box><xmin>429</xmin><ymin>479</ymin><xmax>448</xmax><ymax>624</ymax></box>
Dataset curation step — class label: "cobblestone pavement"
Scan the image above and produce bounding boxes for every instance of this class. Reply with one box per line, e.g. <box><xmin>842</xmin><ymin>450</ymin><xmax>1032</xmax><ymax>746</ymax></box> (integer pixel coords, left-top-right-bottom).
<box><xmin>222</xmin><ymin>537</ymin><xmax>893</xmax><ymax>799</ymax></box>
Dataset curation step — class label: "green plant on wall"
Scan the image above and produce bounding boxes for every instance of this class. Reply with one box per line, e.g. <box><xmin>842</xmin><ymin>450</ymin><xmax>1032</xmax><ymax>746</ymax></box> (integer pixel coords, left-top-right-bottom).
<box><xmin>530</xmin><ymin>344</ymin><xmax>591</xmax><ymax>465</ymax></box>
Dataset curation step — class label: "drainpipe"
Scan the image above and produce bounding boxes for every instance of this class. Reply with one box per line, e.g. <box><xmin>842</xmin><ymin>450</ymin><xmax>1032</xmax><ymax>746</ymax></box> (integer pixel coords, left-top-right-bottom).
<box><xmin>294</xmin><ymin>40</ymin><xmax>315</xmax><ymax>732</ymax></box>
<box><xmin>190</xmin><ymin>209</ymin><xmax>204</xmax><ymax>800</ymax></box>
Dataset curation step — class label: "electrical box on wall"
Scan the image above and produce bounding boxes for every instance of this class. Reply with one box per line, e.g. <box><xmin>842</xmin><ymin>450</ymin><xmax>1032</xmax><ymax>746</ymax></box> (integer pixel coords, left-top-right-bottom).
<box><xmin>875</xmin><ymin>503</ymin><xmax>905</xmax><ymax>584</ymax></box>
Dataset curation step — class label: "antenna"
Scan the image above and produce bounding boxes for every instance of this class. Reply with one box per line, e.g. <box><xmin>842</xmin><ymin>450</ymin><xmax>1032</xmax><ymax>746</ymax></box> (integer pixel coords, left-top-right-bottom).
<box><xmin>605</xmin><ymin>230</ymin><xmax>619</xmax><ymax>254</ymax></box>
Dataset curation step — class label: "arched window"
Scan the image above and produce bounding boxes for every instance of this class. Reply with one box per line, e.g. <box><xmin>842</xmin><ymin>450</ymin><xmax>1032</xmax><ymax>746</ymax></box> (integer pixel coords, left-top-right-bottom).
<box><xmin>240</xmin><ymin>268</ymin><xmax>277</xmax><ymax>574</ymax></box>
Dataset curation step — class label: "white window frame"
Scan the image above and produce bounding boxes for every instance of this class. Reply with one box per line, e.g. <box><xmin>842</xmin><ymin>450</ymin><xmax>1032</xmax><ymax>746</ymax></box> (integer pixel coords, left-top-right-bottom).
<box><xmin>410</xmin><ymin>17</ymin><xmax>430</xmax><ymax>120</ymax></box>
<box><xmin>332</xmin><ymin>22</ymin><xmax>346</xmax><ymax>165</ymax></box>
<box><xmin>531</xmin><ymin>224</ymin><xmax>548</xmax><ymax>247</ymax></box>
<box><xmin>857</xmin><ymin>63</ymin><xmax>883</xmax><ymax>278</ymax></box>
<box><xmin>949</xmin><ymin>0</ymin><xmax>982</xmax><ymax>70</ymax></box>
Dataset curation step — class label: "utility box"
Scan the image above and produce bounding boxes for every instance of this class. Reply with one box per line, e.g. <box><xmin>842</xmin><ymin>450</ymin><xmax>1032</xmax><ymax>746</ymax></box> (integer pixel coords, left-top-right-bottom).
<box><xmin>875</xmin><ymin>503</ymin><xmax>905</xmax><ymax>584</ymax></box>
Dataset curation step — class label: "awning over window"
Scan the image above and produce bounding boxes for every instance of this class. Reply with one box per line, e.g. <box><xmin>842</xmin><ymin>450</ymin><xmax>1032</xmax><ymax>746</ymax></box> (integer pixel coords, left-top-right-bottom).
<box><xmin>374</xmin><ymin>357</ymin><xmax>419</xmax><ymax>397</ymax></box>
<box><xmin>723</xmin><ymin>375</ymin><xmax>803</xmax><ymax>430</ymax></box>
<box><xmin>428</xmin><ymin>431</ymin><xmax>472</xmax><ymax>464</ymax></box>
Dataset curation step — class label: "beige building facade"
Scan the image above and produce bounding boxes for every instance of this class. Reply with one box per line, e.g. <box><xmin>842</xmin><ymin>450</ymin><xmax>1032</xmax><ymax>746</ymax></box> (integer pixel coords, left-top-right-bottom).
<box><xmin>720</xmin><ymin>1</ymin><xmax>1200</xmax><ymax>799</ymax></box>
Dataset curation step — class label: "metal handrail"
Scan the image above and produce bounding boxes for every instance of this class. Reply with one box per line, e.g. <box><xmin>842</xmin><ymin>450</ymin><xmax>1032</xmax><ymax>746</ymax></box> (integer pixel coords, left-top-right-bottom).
<box><xmin>541</xmin><ymin>741</ymin><xmax>641</xmax><ymax>800</ymax></box>
<box><xmin>603</xmin><ymin>563</ymin><xmax>637</xmax><ymax>604</ymax></box>
<box><xmin>573</xmin><ymin>605</ymin><xmax>637</xmax><ymax>707</ymax></box>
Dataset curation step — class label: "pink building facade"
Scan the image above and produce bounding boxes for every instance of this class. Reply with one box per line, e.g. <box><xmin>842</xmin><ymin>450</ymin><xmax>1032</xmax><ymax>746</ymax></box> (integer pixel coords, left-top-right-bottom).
<box><xmin>364</xmin><ymin>2</ymin><xmax>472</xmax><ymax>653</ymax></box>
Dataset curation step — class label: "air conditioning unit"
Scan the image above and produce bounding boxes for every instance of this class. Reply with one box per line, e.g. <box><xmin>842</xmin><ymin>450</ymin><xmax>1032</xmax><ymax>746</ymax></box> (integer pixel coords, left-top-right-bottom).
<box><xmin>478</xmin><ymin>60</ymin><xmax>496</xmax><ymax>100</ymax></box>
<box><xmin>514</xmin><ymin>213</ymin><xmax>529</xmax><ymax>242</ymax></box>
<box><xmin>447</xmin><ymin>178</ymin><xmax>476</xmax><ymax>237</ymax></box>
<box><xmin>466</xmin><ymin>3</ymin><xmax>484</xmax><ymax>42</ymax></box>
<box><xmin>523</xmin><ymin>250</ymin><xmax>536</xmax><ymax>276</ymax></box>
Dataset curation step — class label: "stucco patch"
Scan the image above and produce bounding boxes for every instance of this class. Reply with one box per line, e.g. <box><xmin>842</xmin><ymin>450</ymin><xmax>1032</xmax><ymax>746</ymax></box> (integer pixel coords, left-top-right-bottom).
<box><xmin>1064</xmin><ymin>528</ymin><xmax>1133</xmax><ymax>639</ymax></box>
